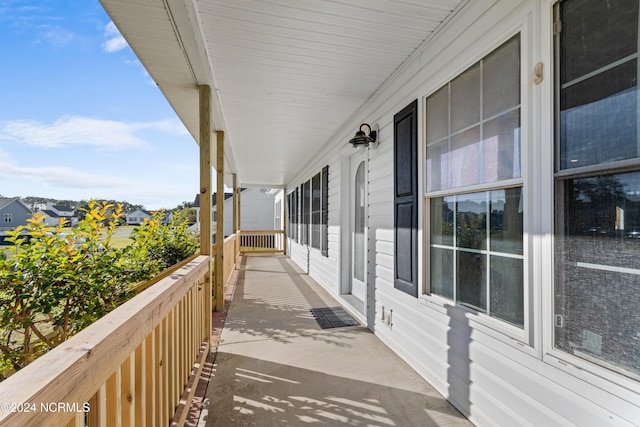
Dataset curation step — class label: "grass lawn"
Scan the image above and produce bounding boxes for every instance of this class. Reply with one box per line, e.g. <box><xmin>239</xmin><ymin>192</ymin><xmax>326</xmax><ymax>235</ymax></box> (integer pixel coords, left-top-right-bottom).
<box><xmin>59</xmin><ymin>225</ymin><xmax>135</xmax><ymax>249</ymax></box>
<box><xmin>110</xmin><ymin>225</ymin><xmax>136</xmax><ymax>249</ymax></box>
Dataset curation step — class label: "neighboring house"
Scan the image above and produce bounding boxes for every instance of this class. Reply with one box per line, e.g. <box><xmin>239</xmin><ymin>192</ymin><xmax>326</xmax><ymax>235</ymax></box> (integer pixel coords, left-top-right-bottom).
<box><xmin>102</xmin><ymin>1</ymin><xmax>640</xmax><ymax>425</ymax></box>
<box><xmin>0</xmin><ymin>197</ymin><xmax>33</xmax><ymax>232</ymax></box>
<box><xmin>125</xmin><ymin>209</ymin><xmax>152</xmax><ymax>226</ymax></box>
<box><xmin>36</xmin><ymin>202</ymin><xmax>79</xmax><ymax>227</ymax></box>
<box><xmin>126</xmin><ymin>209</ymin><xmax>173</xmax><ymax>226</ymax></box>
<box><xmin>192</xmin><ymin>188</ymin><xmax>275</xmax><ymax>236</ymax></box>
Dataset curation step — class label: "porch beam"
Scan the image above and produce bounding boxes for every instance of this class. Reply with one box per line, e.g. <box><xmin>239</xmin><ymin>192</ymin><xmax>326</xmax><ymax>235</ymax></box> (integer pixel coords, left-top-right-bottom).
<box><xmin>198</xmin><ymin>86</ymin><xmax>212</xmax><ymax>256</ymax></box>
<box><xmin>215</xmin><ymin>131</ymin><xmax>225</xmax><ymax>312</ymax></box>
<box><xmin>198</xmin><ymin>84</ymin><xmax>212</xmax><ymax>350</ymax></box>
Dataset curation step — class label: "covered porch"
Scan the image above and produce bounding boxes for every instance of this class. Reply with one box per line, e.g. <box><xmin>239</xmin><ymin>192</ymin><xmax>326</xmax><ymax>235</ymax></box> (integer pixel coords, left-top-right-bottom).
<box><xmin>0</xmin><ymin>0</ymin><xmax>485</xmax><ymax>425</ymax></box>
<box><xmin>197</xmin><ymin>255</ymin><xmax>471</xmax><ymax>426</ymax></box>
<box><xmin>0</xmin><ymin>246</ymin><xmax>470</xmax><ymax>427</ymax></box>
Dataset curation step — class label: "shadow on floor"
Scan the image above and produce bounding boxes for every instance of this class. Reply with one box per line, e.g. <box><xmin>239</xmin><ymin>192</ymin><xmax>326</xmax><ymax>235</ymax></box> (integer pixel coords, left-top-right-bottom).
<box><xmin>202</xmin><ymin>353</ymin><xmax>467</xmax><ymax>427</ymax></box>
<box><xmin>198</xmin><ymin>256</ymin><xmax>472</xmax><ymax>427</ymax></box>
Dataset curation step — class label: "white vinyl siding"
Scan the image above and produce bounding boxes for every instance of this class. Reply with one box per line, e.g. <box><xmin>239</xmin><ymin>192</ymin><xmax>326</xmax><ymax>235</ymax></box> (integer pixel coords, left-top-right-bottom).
<box><xmin>285</xmin><ymin>0</ymin><xmax>640</xmax><ymax>425</ymax></box>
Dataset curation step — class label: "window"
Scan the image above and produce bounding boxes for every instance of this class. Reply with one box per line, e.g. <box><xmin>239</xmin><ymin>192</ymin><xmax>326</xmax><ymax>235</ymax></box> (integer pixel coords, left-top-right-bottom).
<box><xmin>292</xmin><ymin>188</ymin><xmax>299</xmax><ymax>242</ymax></box>
<box><xmin>554</xmin><ymin>0</ymin><xmax>640</xmax><ymax>378</ymax></box>
<box><xmin>4</xmin><ymin>213</ymin><xmax>12</xmax><ymax>223</ymax></box>
<box><xmin>287</xmin><ymin>190</ymin><xmax>298</xmax><ymax>242</ymax></box>
<box><xmin>430</xmin><ymin>189</ymin><xmax>524</xmax><ymax>326</ymax></box>
<box><xmin>426</xmin><ymin>34</ymin><xmax>523</xmax><ymax>327</ymax></box>
<box><xmin>298</xmin><ymin>167</ymin><xmax>329</xmax><ymax>255</ymax></box>
<box><xmin>301</xmin><ymin>180</ymin><xmax>310</xmax><ymax>245</ymax></box>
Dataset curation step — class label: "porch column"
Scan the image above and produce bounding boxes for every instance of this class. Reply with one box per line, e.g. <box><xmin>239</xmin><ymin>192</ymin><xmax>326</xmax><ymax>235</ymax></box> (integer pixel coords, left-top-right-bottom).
<box><xmin>215</xmin><ymin>130</ymin><xmax>225</xmax><ymax>312</ymax></box>
<box><xmin>199</xmin><ymin>85</ymin><xmax>213</xmax><ymax>347</ymax></box>
<box><xmin>232</xmin><ymin>173</ymin><xmax>237</xmax><ymax>234</ymax></box>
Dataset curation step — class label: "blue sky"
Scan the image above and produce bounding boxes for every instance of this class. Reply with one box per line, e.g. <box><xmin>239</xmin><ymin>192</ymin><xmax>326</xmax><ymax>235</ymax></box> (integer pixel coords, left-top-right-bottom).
<box><xmin>0</xmin><ymin>0</ymin><xmax>201</xmax><ymax>210</ymax></box>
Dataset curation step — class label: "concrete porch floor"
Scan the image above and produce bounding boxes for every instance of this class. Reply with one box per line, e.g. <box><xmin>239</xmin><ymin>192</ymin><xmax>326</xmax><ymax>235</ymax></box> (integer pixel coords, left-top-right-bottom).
<box><xmin>198</xmin><ymin>255</ymin><xmax>473</xmax><ymax>426</ymax></box>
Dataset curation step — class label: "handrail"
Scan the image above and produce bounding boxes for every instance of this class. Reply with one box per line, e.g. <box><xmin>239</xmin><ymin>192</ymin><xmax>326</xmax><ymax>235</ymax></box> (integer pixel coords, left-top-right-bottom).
<box><xmin>0</xmin><ymin>256</ymin><xmax>211</xmax><ymax>426</ymax></box>
<box><xmin>238</xmin><ymin>229</ymin><xmax>285</xmax><ymax>254</ymax></box>
<box><xmin>211</xmin><ymin>233</ymin><xmax>240</xmax><ymax>307</ymax></box>
<box><xmin>132</xmin><ymin>253</ymin><xmax>200</xmax><ymax>294</ymax></box>
<box><xmin>0</xmin><ymin>253</ymin><xmax>202</xmax><ymax>381</ymax></box>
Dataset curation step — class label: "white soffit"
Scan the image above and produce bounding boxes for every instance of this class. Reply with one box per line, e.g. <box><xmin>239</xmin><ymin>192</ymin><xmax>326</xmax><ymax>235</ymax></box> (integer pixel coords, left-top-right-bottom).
<box><xmin>100</xmin><ymin>0</ymin><xmax>463</xmax><ymax>187</ymax></box>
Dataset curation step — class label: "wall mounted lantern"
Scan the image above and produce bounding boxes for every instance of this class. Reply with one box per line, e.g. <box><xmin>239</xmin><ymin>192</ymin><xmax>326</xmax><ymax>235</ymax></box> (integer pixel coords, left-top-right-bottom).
<box><xmin>349</xmin><ymin>123</ymin><xmax>378</xmax><ymax>148</ymax></box>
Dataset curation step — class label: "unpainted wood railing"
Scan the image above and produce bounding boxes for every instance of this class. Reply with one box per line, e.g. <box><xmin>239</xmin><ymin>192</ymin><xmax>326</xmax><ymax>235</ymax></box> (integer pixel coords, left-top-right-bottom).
<box><xmin>0</xmin><ymin>253</ymin><xmax>202</xmax><ymax>381</ymax></box>
<box><xmin>0</xmin><ymin>256</ymin><xmax>211</xmax><ymax>427</ymax></box>
<box><xmin>211</xmin><ymin>232</ymin><xmax>240</xmax><ymax>303</ymax></box>
<box><xmin>238</xmin><ymin>230</ymin><xmax>285</xmax><ymax>255</ymax></box>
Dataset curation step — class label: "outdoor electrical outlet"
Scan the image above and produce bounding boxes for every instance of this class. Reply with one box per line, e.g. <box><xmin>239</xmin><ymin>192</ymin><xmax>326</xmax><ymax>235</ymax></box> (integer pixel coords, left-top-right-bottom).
<box><xmin>381</xmin><ymin>306</ymin><xmax>393</xmax><ymax>327</ymax></box>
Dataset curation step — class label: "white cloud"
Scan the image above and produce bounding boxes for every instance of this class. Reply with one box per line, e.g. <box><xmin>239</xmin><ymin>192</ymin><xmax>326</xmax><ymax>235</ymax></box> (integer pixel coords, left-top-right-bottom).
<box><xmin>0</xmin><ymin>155</ymin><xmax>128</xmax><ymax>190</ymax></box>
<box><xmin>0</xmin><ymin>116</ymin><xmax>160</xmax><ymax>151</ymax></box>
<box><xmin>134</xmin><ymin>119</ymin><xmax>190</xmax><ymax>135</ymax></box>
<box><xmin>41</xmin><ymin>26</ymin><xmax>75</xmax><ymax>49</ymax></box>
<box><xmin>0</xmin><ymin>148</ymin><xmax>198</xmax><ymax>209</ymax></box>
<box><xmin>102</xmin><ymin>21</ymin><xmax>127</xmax><ymax>53</ymax></box>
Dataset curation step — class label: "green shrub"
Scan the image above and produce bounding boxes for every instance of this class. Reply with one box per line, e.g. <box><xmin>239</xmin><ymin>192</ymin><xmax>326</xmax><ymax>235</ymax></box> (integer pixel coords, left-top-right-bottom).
<box><xmin>122</xmin><ymin>210</ymin><xmax>199</xmax><ymax>282</ymax></box>
<box><xmin>0</xmin><ymin>202</ymin><xmax>199</xmax><ymax>374</ymax></box>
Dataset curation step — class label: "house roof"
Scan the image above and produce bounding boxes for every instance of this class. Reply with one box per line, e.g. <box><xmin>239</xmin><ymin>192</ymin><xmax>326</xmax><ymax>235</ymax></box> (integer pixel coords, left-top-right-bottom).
<box><xmin>98</xmin><ymin>0</ymin><xmax>464</xmax><ymax>188</ymax></box>
<box><xmin>52</xmin><ymin>204</ymin><xmax>74</xmax><ymax>212</ymax></box>
<box><xmin>40</xmin><ymin>210</ymin><xmax>62</xmax><ymax>218</ymax></box>
<box><xmin>0</xmin><ymin>198</ymin><xmax>15</xmax><ymax>210</ymax></box>
<box><xmin>127</xmin><ymin>209</ymin><xmax>152</xmax><ymax>216</ymax></box>
<box><xmin>0</xmin><ymin>197</ymin><xmax>33</xmax><ymax>213</ymax></box>
<box><xmin>193</xmin><ymin>193</ymin><xmax>234</xmax><ymax>208</ymax></box>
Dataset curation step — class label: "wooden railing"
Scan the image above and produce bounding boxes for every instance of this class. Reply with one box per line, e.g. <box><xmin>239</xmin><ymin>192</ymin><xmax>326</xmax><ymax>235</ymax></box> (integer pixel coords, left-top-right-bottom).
<box><xmin>0</xmin><ymin>254</ymin><xmax>204</xmax><ymax>381</ymax></box>
<box><xmin>0</xmin><ymin>256</ymin><xmax>211</xmax><ymax>427</ymax></box>
<box><xmin>211</xmin><ymin>232</ymin><xmax>240</xmax><ymax>303</ymax></box>
<box><xmin>238</xmin><ymin>230</ymin><xmax>285</xmax><ymax>255</ymax></box>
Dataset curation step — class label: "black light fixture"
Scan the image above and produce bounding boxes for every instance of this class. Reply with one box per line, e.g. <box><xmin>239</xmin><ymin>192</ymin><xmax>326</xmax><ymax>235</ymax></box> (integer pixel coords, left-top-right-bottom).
<box><xmin>349</xmin><ymin>123</ymin><xmax>378</xmax><ymax>148</ymax></box>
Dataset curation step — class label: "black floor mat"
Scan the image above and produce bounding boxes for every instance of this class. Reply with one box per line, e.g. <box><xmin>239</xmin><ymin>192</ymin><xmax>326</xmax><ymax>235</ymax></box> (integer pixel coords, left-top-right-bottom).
<box><xmin>310</xmin><ymin>306</ymin><xmax>360</xmax><ymax>329</ymax></box>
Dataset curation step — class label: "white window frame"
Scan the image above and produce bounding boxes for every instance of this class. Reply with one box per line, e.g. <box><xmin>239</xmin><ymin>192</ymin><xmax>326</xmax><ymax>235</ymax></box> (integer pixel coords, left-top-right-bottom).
<box><xmin>421</xmin><ymin>23</ymin><xmax>535</xmax><ymax>349</ymax></box>
<box><xmin>4</xmin><ymin>213</ymin><xmax>12</xmax><ymax>223</ymax></box>
<box><xmin>542</xmin><ymin>0</ymin><xmax>640</xmax><ymax>395</ymax></box>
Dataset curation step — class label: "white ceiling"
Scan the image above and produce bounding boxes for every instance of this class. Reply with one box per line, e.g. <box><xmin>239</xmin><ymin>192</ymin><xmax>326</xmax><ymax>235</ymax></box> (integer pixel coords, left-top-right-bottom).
<box><xmin>99</xmin><ymin>0</ymin><xmax>463</xmax><ymax>187</ymax></box>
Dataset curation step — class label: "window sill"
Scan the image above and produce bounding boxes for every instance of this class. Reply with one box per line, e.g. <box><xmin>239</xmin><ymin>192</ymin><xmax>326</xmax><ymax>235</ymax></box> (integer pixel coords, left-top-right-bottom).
<box><xmin>418</xmin><ymin>294</ymin><xmax>536</xmax><ymax>356</ymax></box>
<box><xmin>543</xmin><ymin>350</ymin><xmax>640</xmax><ymax>401</ymax></box>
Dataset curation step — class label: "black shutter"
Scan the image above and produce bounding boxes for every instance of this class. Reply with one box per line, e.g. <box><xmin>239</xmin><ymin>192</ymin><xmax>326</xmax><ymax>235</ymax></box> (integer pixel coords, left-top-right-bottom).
<box><xmin>287</xmin><ymin>192</ymin><xmax>292</xmax><ymax>243</ymax></box>
<box><xmin>321</xmin><ymin>165</ymin><xmax>329</xmax><ymax>257</ymax></box>
<box><xmin>394</xmin><ymin>100</ymin><xmax>418</xmax><ymax>297</ymax></box>
<box><xmin>293</xmin><ymin>187</ymin><xmax>299</xmax><ymax>242</ymax></box>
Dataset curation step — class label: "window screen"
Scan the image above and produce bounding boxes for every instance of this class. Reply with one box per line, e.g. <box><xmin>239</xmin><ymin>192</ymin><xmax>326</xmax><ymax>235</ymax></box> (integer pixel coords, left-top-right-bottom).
<box><xmin>554</xmin><ymin>0</ymin><xmax>640</xmax><ymax>379</ymax></box>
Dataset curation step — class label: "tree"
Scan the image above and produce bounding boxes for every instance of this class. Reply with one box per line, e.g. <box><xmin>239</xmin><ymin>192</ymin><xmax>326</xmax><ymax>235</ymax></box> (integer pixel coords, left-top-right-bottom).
<box><xmin>174</xmin><ymin>207</ymin><xmax>197</xmax><ymax>225</ymax></box>
<box><xmin>175</xmin><ymin>200</ymin><xmax>194</xmax><ymax>210</ymax></box>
